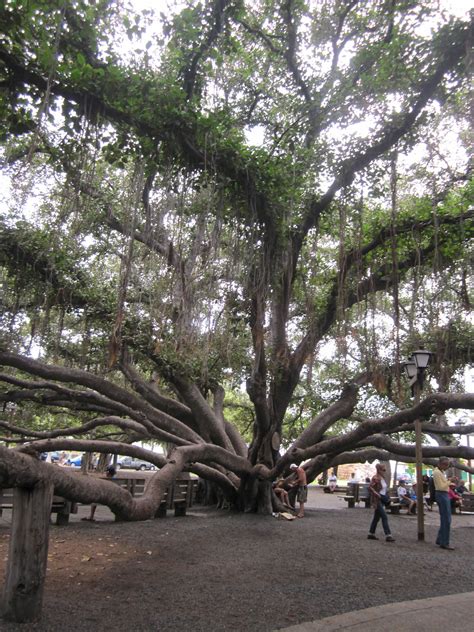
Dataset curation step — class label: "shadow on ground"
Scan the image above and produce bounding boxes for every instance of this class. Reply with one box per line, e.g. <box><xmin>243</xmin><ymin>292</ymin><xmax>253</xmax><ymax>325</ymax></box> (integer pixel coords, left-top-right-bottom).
<box><xmin>0</xmin><ymin>488</ymin><xmax>473</xmax><ymax>631</ymax></box>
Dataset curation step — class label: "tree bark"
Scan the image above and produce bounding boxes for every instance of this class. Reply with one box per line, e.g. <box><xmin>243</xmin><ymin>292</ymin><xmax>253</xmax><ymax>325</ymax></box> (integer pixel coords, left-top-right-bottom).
<box><xmin>2</xmin><ymin>481</ymin><xmax>54</xmax><ymax>623</ymax></box>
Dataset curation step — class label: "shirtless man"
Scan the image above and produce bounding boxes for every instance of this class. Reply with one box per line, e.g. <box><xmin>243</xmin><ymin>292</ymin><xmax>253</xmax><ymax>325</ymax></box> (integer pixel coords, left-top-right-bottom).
<box><xmin>289</xmin><ymin>463</ymin><xmax>307</xmax><ymax>518</ymax></box>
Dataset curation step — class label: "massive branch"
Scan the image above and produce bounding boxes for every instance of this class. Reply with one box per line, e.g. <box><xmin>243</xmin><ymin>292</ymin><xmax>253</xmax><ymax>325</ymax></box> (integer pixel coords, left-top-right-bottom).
<box><xmin>296</xmin><ymin>21</ymin><xmax>470</xmax><ymax>240</ymax></box>
<box><xmin>276</xmin><ymin>392</ymin><xmax>474</xmax><ymax>476</ymax></box>
<box><xmin>0</xmin><ymin>437</ymin><xmax>254</xmax><ymax>520</ymax></box>
<box><xmin>0</xmin><ymin>352</ymin><xmax>203</xmax><ymax>445</ymax></box>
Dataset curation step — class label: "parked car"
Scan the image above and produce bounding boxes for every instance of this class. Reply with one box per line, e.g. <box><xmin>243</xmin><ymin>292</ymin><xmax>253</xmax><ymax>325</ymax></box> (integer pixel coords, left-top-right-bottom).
<box><xmin>40</xmin><ymin>451</ymin><xmax>61</xmax><ymax>463</ymax></box>
<box><xmin>117</xmin><ymin>457</ymin><xmax>156</xmax><ymax>471</ymax></box>
<box><xmin>68</xmin><ymin>455</ymin><xmax>83</xmax><ymax>467</ymax></box>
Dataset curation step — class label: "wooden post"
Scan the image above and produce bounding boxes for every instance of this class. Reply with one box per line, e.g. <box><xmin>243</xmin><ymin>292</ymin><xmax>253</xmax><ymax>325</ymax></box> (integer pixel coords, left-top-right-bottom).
<box><xmin>413</xmin><ymin>381</ymin><xmax>425</xmax><ymax>541</ymax></box>
<box><xmin>2</xmin><ymin>481</ymin><xmax>54</xmax><ymax>623</ymax></box>
<box><xmin>414</xmin><ymin>417</ymin><xmax>425</xmax><ymax>540</ymax></box>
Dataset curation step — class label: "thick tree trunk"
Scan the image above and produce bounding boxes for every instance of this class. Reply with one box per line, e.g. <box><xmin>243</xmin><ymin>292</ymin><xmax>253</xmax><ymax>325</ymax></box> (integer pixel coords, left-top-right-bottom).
<box><xmin>256</xmin><ymin>480</ymin><xmax>273</xmax><ymax>515</ymax></box>
<box><xmin>237</xmin><ymin>473</ymin><xmax>274</xmax><ymax>515</ymax></box>
<box><xmin>196</xmin><ymin>479</ymin><xmax>220</xmax><ymax>506</ymax></box>
<box><xmin>392</xmin><ymin>461</ymin><xmax>399</xmax><ymax>487</ymax></box>
<box><xmin>2</xmin><ymin>481</ymin><xmax>54</xmax><ymax>623</ymax></box>
<box><xmin>238</xmin><ymin>475</ymin><xmax>259</xmax><ymax>512</ymax></box>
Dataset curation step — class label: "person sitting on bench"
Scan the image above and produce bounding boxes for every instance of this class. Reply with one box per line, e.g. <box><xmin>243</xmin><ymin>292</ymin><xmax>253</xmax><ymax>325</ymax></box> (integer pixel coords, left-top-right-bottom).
<box><xmin>448</xmin><ymin>482</ymin><xmax>462</xmax><ymax>513</ymax></box>
<box><xmin>397</xmin><ymin>480</ymin><xmax>416</xmax><ymax>514</ymax></box>
<box><xmin>328</xmin><ymin>471</ymin><xmax>338</xmax><ymax>493</ymax></box>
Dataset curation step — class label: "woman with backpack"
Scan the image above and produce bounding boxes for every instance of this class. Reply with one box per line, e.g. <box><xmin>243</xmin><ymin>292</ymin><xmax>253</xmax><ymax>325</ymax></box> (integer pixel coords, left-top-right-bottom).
<box><xmin>367</xmin><ymin>463</ymin><xmax>395</xmax><ymax>543</ymax></box>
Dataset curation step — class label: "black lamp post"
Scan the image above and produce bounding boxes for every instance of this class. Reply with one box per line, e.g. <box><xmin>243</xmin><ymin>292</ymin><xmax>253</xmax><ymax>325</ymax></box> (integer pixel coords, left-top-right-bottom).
<box><xmin>403</xmin><ymin>349</ymin><xmax>433</xmax><ymax>541</ymax></box>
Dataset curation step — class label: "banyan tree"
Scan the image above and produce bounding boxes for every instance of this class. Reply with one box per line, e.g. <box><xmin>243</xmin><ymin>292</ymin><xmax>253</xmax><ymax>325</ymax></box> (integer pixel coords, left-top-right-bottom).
<box><xmin>0</xmin><ymin>0</ymin><xmax>473</xmax><ymax>519</ymax></box>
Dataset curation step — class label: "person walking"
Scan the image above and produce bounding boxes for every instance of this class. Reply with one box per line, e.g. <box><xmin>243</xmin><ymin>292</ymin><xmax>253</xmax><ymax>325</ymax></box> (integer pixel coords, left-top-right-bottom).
<box><xmin>367</xmin><ymin>463</ymin><xmax>395</xmax><ymax>542</ymax></box>
<box><xmin>433</xmin><ymin>457</ymin><xmax>455</xmax><ymax>550</ymax></box>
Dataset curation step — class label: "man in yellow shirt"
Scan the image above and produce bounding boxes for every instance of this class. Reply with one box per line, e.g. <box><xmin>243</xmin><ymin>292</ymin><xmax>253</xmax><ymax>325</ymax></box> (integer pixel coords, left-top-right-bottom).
<box><xmin>433</xmin><ymin>457</ymin><xmax>454</xmax><ymax>550</ymax></box>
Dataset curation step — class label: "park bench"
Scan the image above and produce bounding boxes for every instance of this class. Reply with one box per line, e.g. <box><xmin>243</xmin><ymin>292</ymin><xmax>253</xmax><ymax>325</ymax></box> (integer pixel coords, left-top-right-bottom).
<box><xmin>387</xmin><ymin>498</ymin><xmax>402</xmax><ymax>514</ymax></box>
<box><xmin>1</xmin><ymin>476</ymin><xmax>198</xmax><ymax>523</ymax></box>
<box><xmin>383</xmin><ymin>488</ymin><xmax>401</xmax><ymax>514</ymax></box>
<box><xmin>0</xmin><ymin>487</ymin><xmax>78</xmax><ymax>525</ymax></box>
<box><xmin>387</xmin><ymin>488</ymin><xmax>435</xmax><ymax>515</ymax></box>
<box><xmin>340</xmin><ymin>483</ymin><xmax>371</xmax><ymax>508</ymax></box>
<box><xmin>340</xmin><ymin>484</ymin><xmax>406</xmax><ymax>513</ymax></box>
<box><xmin>113</xmin><ymin>475</ymin><xmax>198</xmax><ymax>518</ymax></box>
<box><xmin>322</xmin><ymin>484</ymin><xmax>346</xmax><ymax>494</ymax></box>
<box><xmin>460</xmin><ymin>492</ymin><xmax>474</xmax><ymax>515</ymax></box>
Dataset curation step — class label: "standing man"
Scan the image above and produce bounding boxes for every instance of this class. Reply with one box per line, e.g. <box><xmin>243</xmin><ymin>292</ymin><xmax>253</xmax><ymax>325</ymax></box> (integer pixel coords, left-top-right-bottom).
<box><xmin>433</xmin><ymin>457</ymin><xmax>454</xmax><ymax>550</ymax></box>
<box><xmin>367</xmin><ymin>463</ymin><xmax>395</xmax><ymax>542</ymax></box>
<box><xmin>289</xmin><ymin>463</ymin><xmax>307</xmax><ymax>518</ymax></box>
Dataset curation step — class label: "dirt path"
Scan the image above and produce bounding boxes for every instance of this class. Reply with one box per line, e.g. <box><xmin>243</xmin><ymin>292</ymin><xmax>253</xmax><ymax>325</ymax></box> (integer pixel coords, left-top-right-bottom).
<box><xmin>1</xmin><ymin>489</ymin><xmax>473</xmax><ymax>631</ymax></box>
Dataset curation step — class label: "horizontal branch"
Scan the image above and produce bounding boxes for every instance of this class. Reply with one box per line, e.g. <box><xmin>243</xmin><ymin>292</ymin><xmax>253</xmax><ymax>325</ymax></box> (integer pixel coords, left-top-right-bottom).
<box><xmin>0</xmin><ymin>435</ymin><xmax>250</xmax><ymax>520</ymax></box>
<box><xmin>289</xmin><ymin>383</ymin><xmax>359</xmax><ymax>451</ymax></box>
<box><xmin>358</xmin><ymin>433</ymin><xmax>474</xmax><ymax>461</ymax></box>
<box><xmin>297</xmin><ymin>21</ymin><xmax>469</xmax><ymax>238</ymax></box>
<box><xmin>347</xmin><ymin>209</ymin><xmax>474</xmax><ymax>271</ymax></box>
<box><xmin>278</xmin><ymin>392</ymin><xmax>474</xmax><ymax>475</ymax></box>
<box><xmin>0</xmin><ymin>352</ymin><xmax>203</xmax><ymax>445</ymax></box>
<box><xmin>0</xmin><ymin>416</ymin><xmax>145</xmax><ymax>440</ymax></box>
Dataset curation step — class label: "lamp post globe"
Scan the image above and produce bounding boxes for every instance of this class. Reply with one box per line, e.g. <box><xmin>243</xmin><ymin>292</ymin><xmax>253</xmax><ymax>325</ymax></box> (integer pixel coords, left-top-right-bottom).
<box><xmin>412</xmin><ymin>349</ymin><xmax>433</xmax><ymax>370</ymax></box>
<box><xmin>403</xmin><ymin>359</ymin><xmax>418</xmax><ymax>379</ymax></box>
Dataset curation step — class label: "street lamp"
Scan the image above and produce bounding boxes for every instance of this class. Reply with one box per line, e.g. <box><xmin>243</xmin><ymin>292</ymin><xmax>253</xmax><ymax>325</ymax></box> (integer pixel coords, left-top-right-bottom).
<box><xmin>403</xmin><ymin>349</ymin><xmax>433</xmax><ymax>541</ymax></box>
<box><xmin>455</xmin><ymin>417</ymin><xmax>472</xmax><ymax>491</ymax></box>
<box><xmin>402</xmin><ymin>358</ymin><xmax>417</xmax><ymax>380</ymax></box>
<box><xmin>412</xmin><ymin>349</ymin><xmax>432</xmax><ymax>368</ymax></box>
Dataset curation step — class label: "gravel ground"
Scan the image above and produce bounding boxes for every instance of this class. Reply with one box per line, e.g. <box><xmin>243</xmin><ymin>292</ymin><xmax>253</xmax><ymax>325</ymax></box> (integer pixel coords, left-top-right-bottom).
<box><xmin>0</xmin><ymin>488</ymin><xmax>473</xmax><ymax>631</ymax></box>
